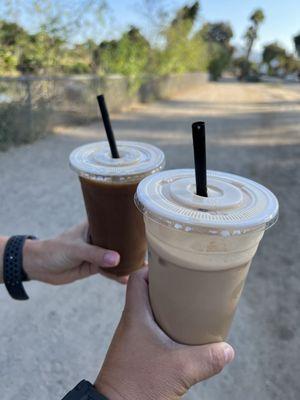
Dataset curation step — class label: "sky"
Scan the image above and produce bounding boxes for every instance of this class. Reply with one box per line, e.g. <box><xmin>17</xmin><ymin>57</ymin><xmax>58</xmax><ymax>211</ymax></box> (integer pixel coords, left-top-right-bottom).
<box><xmin>110</xmin><ymin>0</ymin><xmax>299</xmax><ymax>54</ymax></box>
<box><xmin>1</xmin><ymin>0</ymin><xmax>299</xmax><ymax>55</ymax></box>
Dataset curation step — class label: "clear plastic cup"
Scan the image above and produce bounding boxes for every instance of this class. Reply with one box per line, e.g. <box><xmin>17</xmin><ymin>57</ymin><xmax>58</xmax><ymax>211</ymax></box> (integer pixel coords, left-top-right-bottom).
<box><xmin>136</xmin><ymin>169</ymin><xmax>279</xmax><ymax>344</ymax></box>
<box><xmin>69</xmin><ymin>141</ymin><xmax>165</xmax><ymax>276</ymax></box>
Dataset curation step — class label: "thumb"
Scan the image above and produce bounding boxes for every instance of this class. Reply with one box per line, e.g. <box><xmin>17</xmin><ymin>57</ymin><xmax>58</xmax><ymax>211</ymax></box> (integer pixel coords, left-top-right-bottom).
<box><xmin>181</xmin><ymin>342</ymin><xmax>234</xmax><ymax>384</ymax></box>
<box><xmin>74</xmin><ymin>242</ymin><xmax>120</xmax><ymax>268</ymax></box>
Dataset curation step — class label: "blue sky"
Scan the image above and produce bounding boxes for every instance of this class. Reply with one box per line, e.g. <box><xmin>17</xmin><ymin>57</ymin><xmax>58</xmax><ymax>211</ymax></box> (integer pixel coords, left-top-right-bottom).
<box><xmin>1</xmin><ymin>0</ymin><xmax>299</xmax><ymax>54</ymax></box>
<box><xmin>110</xmin><ymin>0</ymin><xmax>299</xmax><ymax>53</ymax></box>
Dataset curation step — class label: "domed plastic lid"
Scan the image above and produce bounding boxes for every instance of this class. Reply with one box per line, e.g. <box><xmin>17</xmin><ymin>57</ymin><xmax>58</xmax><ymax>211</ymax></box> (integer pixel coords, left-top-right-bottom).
<box><xmin>136</xmin><ymin>169</ymin><xmax>279</xmax><ymax>234</ymax></box>
<box><xmin>69</xmin><ymin>141</ymin><xmax>165</xmax><ymax>182</ymax></box>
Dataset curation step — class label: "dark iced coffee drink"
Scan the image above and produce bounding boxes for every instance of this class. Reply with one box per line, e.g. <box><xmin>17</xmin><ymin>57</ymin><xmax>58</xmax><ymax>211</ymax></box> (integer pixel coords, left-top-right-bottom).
<box><xmin>70</xmin><ymin>141</ymin><xmax>165</xmax><ymax>276</ymax></box>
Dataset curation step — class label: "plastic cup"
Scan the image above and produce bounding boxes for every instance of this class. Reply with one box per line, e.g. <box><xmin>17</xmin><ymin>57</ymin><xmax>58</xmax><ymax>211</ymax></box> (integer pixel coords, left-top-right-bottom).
<box><xmin>136</xmin><ymin>169</ymin><xmax>278</xmax><ymax>344</ymax></box>
<box><xmin>69</xmin><ymin>141</ymin><xmax>165</xmax><ymax>276</ymax></box>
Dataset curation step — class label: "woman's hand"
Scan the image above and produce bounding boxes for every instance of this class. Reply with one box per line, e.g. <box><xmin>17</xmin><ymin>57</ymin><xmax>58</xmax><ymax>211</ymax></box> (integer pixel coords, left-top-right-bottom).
<box><xmin>95</xmin><ymin>267</ymin><xmax>235</xmax><ymax>400</ymax></box>
<box><xmin>23</xmin><ymin>222</ymin><xmax>128</xmax><ymax>285</ymax></box>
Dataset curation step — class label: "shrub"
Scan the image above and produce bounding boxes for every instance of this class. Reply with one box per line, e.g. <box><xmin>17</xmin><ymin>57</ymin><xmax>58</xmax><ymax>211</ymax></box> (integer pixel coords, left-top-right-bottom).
<box><xmin>0</xmin><ymin>99</ymin><xmax>51</xmax><ymax>150</ymax></box>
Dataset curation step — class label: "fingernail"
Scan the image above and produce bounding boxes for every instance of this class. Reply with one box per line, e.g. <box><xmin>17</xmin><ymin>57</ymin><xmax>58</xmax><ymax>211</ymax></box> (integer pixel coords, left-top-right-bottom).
<box><xmin>103</xmin><ymin>252</ymin><xmax>119</xmax><ymax>266</ymax></box>
<box><xmin>224</xmin><ymin>346</ymin><xmax>234</xmax><ymax>364</ymax></box>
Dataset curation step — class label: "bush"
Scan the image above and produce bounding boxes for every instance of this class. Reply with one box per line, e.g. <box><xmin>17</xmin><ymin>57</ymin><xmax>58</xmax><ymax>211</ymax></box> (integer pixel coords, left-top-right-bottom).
<box><xmin>63</xmin><ymin>62</ymin><xmax>91</xmax><ymax>74</ymax></box>
<box><xmin>0</xmin><ymin>99</ymin><xmax>51</xmax><ymax>150</ymax></box>
<box><xmin>208</xmin><ymin>43</ymin><xmax>232</xmax><ymax>81</ymax></box>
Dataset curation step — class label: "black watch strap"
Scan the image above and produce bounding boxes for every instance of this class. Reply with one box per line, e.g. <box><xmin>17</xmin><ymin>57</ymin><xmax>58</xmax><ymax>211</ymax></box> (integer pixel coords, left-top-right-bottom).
<box><xmin>62</xmin><ymin>380</ymin><xmax>109</xmax><ymax>400</ymax></box>
<box><xmin>3</xmin><ymin>235</ymin><xmax>37</xmax><ymax>301</ymax></box>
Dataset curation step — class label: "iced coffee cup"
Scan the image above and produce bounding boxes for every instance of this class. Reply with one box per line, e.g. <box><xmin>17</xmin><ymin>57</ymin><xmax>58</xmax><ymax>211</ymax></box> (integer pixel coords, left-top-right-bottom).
<box><xmin>69</xmin><ymin>140</ymin><xmax>165</xmax><ymax>276</ymax></box>
<box><xmin>136</xmin><ymin>169</ymin><xmax>278</xmax><ymax>344</ymax></box>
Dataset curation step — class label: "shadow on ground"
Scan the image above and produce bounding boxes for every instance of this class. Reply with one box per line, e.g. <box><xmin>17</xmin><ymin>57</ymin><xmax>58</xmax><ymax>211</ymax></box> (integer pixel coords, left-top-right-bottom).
<box><xmin>1</xmin><ymin>82</ymin><xmax>299</xmax><ymax>400</ymax></box>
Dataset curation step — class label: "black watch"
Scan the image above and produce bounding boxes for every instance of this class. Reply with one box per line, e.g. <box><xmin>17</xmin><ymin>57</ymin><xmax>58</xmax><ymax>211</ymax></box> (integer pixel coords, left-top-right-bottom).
<box><xmin>62</xmin><ymin>380</ymin><xmax>109</xmax><ymax>400</ymax></box>
<box><xmin>3</xmin><ymin>235</ymin><xmax>37</xmax><ymax>300</ymax></box>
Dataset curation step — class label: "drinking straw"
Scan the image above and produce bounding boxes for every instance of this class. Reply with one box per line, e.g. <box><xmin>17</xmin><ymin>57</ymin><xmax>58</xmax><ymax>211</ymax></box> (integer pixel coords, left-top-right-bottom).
<box><xmin>192</xmin><ymin>121</ymin><xmax>208</xmax><ymax>197</ymax></box>
<box><xmin>97</xmin><ymin>94</ymin><xmax>120</xmax><ymax>158</ymax></box>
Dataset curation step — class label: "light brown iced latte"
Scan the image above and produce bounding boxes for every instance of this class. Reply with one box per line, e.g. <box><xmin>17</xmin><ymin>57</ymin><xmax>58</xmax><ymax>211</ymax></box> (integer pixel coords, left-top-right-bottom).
<box><xmin>136</xmin><ymin>169</ymin><xmax>278</xmax><ymax>345</ymax></box>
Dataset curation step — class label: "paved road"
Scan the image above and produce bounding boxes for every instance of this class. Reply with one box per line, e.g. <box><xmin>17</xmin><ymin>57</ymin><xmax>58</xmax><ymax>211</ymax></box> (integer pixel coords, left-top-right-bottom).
<box><xmin>1</xmin><ymin>83</ymin><xmax>300</xmax><ymax>400</ymax></box>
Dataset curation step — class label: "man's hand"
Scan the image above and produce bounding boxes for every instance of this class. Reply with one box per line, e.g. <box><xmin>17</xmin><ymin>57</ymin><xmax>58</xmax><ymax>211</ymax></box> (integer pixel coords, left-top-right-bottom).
<box><xmin>95</xmin><ymin>267</ymin><xmax>234</xmax><ymax>400</ymax></box>
<box><xmin>23</xmin><ymin>222</ymin><xmax>128</xmax><ymax>285</ymax></box>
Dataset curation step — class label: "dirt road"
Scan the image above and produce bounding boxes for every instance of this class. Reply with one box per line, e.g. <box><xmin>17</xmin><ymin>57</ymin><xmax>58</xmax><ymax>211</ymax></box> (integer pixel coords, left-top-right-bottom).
<box><xmin>1</xmin><ymin>82</ymin><xmax>299</xmax><ymax>400</ymax></box>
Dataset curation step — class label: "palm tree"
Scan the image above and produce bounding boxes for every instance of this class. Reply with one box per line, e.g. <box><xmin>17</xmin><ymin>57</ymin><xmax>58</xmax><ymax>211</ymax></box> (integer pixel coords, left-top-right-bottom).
<box><xmin>245</xmin><ymin>9</ymin><xmax>265</xmax><ymax>62</ymax></box>
<box><xmin>294</xmin><ymin>34</ymin><xmax>300</xmax><ymax>57</ymax></box>
<box><xmin>240</xmin><ymin>8</ymin><xmax>265</xmax><ymax>80</ymax></box>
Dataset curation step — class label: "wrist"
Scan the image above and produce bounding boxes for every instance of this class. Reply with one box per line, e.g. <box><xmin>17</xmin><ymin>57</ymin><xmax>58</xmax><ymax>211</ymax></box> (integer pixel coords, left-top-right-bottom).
<box><xmin>94</xmin><ymin>375</ymin><xmax>157</xmax><ymax>400</ymax></box>
<box><xmin>94</xmin><ymin>379</ymin><xmax>126</xmax><ymax>400</ymax></box>
<box><xmin>23</xmin><ymin>239</ymin><xmax>45</xmax><ymax>281</ymax></box>
<box><xmin>0</xmin><ymin>237</ymin><xmax>9</xmax><ymax>283</ymax></box>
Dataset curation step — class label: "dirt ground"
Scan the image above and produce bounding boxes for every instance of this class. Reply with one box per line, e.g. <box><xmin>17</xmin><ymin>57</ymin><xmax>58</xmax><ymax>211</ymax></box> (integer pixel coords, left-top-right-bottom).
<box><xmin>0</xmin><ymin>82</ymin><xmax>299</xmax><ymax>400</ymax></box>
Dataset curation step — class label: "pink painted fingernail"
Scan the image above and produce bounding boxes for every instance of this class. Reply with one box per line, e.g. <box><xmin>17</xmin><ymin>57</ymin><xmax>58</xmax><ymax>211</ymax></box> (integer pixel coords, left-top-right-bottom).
<box><xmin>103</xmin><ymin>252</ymin><xmax>119</xmax><ymax>266</ymax></box>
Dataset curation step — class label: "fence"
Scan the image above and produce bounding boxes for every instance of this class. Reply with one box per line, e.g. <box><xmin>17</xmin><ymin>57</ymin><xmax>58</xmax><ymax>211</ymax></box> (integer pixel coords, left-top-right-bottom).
<box><xmin>0</xmin><ymin>72</ymin><xmax>208</xmax><ymax>150</ymax></box>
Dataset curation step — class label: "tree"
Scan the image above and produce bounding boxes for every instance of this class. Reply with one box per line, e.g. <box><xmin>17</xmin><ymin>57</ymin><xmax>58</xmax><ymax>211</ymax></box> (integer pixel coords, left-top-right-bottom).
<box><xmin>282</xmin><ymin>54</ymin><xmax>299</xmax><ymax>75</ymax></box>
<box><xmin>199</xmin><ymin>22</ymin><xmax>234</xmax><ymax>80</ymax></box>
<box><xmin>240</xmin><ymin>8</ymin><xmax>265</xmax><ymax>80</ymax></box>
<box><xmin>98</xmin><ymin>26</ymin><xmax>151</xmax><ymax>86</ymax></box>
<box><xmin>1</xmin><ymin>0</ymin><xmax>106</xmax><ymax>43</ymax></box>
<box><xmin>294</xmin><ymin>34</ymin><xmax>300</xmax><ymax>57</ymax></box>
<box><xmin>165</xmin><ymin>1</ymin><xmax>199</xmax><ymax>45</ymax></box>
<box><xmin>171</xmin><ymin>1</ymin><xmax>199</xmax><ymax>28</ymax></box>
<box><xmin>201</xmin><ymin>22</ymin><xmax>233</xmax><ymax>45</ymax></box>
<box><xmin>245</xmin><ymin>9</ymin><xmax>265</xmax><ymax>61</ymax></box>
<box><xmin>262</xmin><ymin>42</ymin><xmax>299</xmax><ymax>77</ymax></box>
<box><xmin>0</xmin><ymin>20</ymin><xmax>28</xmax><ymax>46</ymax></box>
<box><xmin>262</xmin><ymin>43</ymin><xmax>286</xmax><ymax>75</ymax></box>
<box><xmin>17</xmin><ymin>30</ymin><xmax>66</xmax><ymax>74</ymax></box>
<box><xmin>0</xmin><ymin>21</ymin><xmax>30</xmax><ymax>73</ymax></box>
<box><xmin>233</xmin><ymin>56</ymin><xmax>259</xmax><ymax>81</ymax></box>
<box><xmin>155</xmin><ymin>1</ymin><xmax>208</xmax><ymax>75</ymax></box>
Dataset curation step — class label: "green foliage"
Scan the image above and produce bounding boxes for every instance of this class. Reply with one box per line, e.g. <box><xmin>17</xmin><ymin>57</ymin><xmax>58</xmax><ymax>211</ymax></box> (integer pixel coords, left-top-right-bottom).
<box><xmin>98</xmin><ymin>27</ymin><xmax>151</xmax><ymax>93</ymax></box>
<box><xmin>282</xmin><ymin>55</ymin><xmax>300</xmax><ymax>75</ymax></box>
<box><xmin>154</xmin><ymin>1</ymin><xmax>208</xmax><ymax>75</ymax></box>
<box><xmin>245</xmin><ymin>8</ymin><xmax>265</xmax><ymax>61</ymax></box>
<box><xmin>155</xmin><ymin>30</ymin><xmax>208</xmax><ymax>75</ymax></box>
<box><xmin>233</xmin><ymin>57</ymin><xmax>259</xmax><ymax>81</ymax></box>
<box><xmin>263</xmin><ymin>42</ymin><xmax>299</xmax><ymax>76</ymax></box>
<box><xmin>201</xmin><ymin>22</ymin><xmax>233</xmax><ymax>45</ymax></box>
<box><xmin>250</xmin><ymin>9</ymin><xmax>265</xmax><ymax>25</ymax></box>
<box><xmin>263</xmin><ymin>43</ymin><xmax>286</xmax><ymax>64</ymax></box>
<box><xmin>0</xmin><ymin>48</ymin><xmax>19</xmax><ymax>74</ymax></box>
<box><xmin>208</xmin><ymin>43</ymin><xmax>232</xmax><ymax>81</ymax></box>
<box><xmin>199</xmin><ymin>22</ymin><xmax>234</xmax><ymax>80</ymax></box>
<box><xmin>0</xmin><ymin>20</ymin><xmax>66</xmax><ymax>74</ymax></box>
<box><xmin>0</xmin><ymin>99</ymin><xmax>51</xmax><ymax>150</ymax></box>
<box><xmin>99</xmin><ymin>27</ymin><xmax>151</xmax><ymax>77</ymax></box>
<box><xmin>1</xmin><ymin>2</ymin><xmax>295</xmax><ymax>86</ymax></box>
<box><xmin>170</xmin><ymin>1</ymin><xmax>199</xmax><ymax>30</ymax></box>
<box><xmin>239</xmin><ymin>8</ymin><xmax>265</xmax><ymax>80</ymax></box>
<box><xmin>294</xmin><ymin>34</ymin><xmax>300</xmax><ymax>58</ymax></box>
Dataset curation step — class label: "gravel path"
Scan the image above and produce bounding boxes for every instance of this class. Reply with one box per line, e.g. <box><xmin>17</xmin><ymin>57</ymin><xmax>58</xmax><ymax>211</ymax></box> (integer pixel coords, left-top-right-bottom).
<box><xmin>1</xmin><ymin>82</ymin><xmax>300</xmax><ymax>400</ymax></box>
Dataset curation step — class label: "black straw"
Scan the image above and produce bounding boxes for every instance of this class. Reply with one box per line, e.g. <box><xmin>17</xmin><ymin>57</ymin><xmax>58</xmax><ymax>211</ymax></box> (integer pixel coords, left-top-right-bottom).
<box><xmin>192</xmin><ymin>121</ymin><xmax>207</xmax><ymax>197</ymax></box>
<box><xmin>97</xmin><ymin>94</ymin><xmax>120</xmax><ymax>158</ymax></box>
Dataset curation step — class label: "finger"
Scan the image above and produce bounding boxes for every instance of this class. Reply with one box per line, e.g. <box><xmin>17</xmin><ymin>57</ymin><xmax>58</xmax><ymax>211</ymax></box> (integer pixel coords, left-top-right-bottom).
<box><xmin>125</xmin><ymin>267</ymin><xmax>152</xmax><ymax>318</ymax></box>
<box><xmin>118</xmin><ymin>275</ymin><xmax>129</xmax><ymax>284</ymax></box>
<box><xmin>180</xmin><ymin>342</ymin><xmax>235</xmax><ymax>383</ymax></box>
<box><xmin>57</xmin><ymin>262</ymin><xmax>101</xmax><ymax>283</ymax></box>
<box><xmin>74</xmin><ymin>243</ymin><xmax>120</xmax><ymax>268</ymax></box>
<box><xmin>99</xmin><ymin>269</ymin><xmax>129</xmax><ymax>285</ymax></box>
